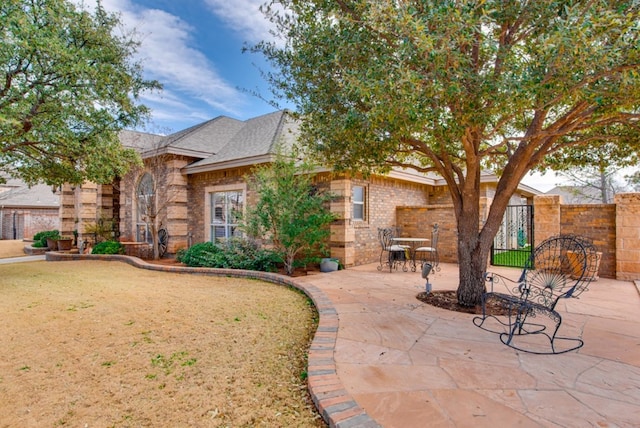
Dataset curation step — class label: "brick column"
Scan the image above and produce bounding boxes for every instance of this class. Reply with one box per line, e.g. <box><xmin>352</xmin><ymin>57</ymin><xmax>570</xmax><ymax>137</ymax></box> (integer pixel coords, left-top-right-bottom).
<box><xmin>164</xmin><ymin>157</ymin><xmax>189</xmax><ymax>253</ymax></box>
<box><xmin>533</xmin><ymin>194</ymin><xmax>561</xmax><ymax>244</ymax></box>
<box><xmin>77</xmin><ymin>182</ymin><xmax>98</xmax><ymax>243</ymax></box>
<box><xmin>615</xmin><ymin>193</ymin><xmax>640</xmax><ymax>281</ymax></box>
<box><xmin>329</xmin><ymin>178</ymin><xmax>355</xmax><ymax>267</ymax></box>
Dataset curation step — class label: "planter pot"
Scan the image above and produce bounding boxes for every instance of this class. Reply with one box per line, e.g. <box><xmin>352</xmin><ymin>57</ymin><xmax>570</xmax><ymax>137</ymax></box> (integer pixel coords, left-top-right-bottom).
<box><xmin>46</xmin><ymin>237</ymin><xmax>58</xmax><ymax>250</ymax></box>
<box><xmin>57</xmin><ymin>239</ymin><xmax>73</xmax><ymax>251</ymax></box>
<box><xmin>320</xmin><ymin>258</ymin><xmax>339</xmax><ymax>273</ymax></box>
<box><xmin>567</xmin><ymin>250</ymin><xmax>602</xmax><ymax>281</ymax></box>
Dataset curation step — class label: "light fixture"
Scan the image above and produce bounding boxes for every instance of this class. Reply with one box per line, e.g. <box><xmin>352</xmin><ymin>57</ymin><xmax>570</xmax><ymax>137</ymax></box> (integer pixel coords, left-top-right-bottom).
<box><xmin>422</xmin><ymin>263</ymin><xmax>433</xmax><ymax>294</ymax></box>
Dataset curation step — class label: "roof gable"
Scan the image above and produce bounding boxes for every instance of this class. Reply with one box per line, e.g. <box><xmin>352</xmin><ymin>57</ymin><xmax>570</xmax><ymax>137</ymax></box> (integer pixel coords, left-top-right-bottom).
<box><xmin>183</xmin><ymin>110</ymin><xmax>296</xmax><ymax>173</ymax></box>
<box><xmin>158</xmin><ymin>116</ymin><xmax>246</xmax><ymax>157</ymax></box>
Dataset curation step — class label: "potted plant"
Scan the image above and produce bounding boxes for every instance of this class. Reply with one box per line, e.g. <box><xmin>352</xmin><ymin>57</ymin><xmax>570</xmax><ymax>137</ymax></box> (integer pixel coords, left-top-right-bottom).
<box><xmin>57</xmin><ymin>237</ymin><xmax>74</xmax><ymax>251</ymax></box>
<box><xmin>34</xmin><ymin>229</ymin><xmax>61</xmax><ymax>250</ymax></box>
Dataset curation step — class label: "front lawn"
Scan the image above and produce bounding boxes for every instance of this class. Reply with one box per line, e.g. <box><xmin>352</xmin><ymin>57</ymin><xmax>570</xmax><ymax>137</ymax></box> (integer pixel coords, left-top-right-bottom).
<box><xmin>0</xmin><ymin>260</ymin><xmax>325</xmax><ymax>427</ymax></box>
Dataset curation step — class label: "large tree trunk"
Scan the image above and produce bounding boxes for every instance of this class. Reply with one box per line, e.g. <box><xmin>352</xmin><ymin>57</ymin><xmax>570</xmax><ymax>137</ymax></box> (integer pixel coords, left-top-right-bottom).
<box><xmin>455</xmin><ymin>213</ymin><xmax>490</xmax><ymax>307</ymax></box>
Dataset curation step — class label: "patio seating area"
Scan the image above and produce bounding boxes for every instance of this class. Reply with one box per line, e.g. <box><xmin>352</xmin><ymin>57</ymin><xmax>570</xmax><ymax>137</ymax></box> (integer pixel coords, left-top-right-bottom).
<box><xmin>296</xmin><ymin>262</ymin><xmax>640</xmax><ymax>427</ymax></box>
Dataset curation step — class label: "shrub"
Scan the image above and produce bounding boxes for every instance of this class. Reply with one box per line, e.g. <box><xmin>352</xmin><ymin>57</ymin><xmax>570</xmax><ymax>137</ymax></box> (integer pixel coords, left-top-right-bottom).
<box><xmin>32</xmin><ymin>230</ymin><xmax>60</xmax><ymax>248</ymax></box>
<box><xmin>91</xmin><ymin>241</ymin><xmax>124</xmax><ymax>255</ymax></box>
<box><xmin>241</xmin><ymin>152</ymin><xmax>335</xmax><ymax>275</ymax></box>
<box><xmin>176</xmin><ymin>239</ymin><xmax>280</xmax><ymax>272</ymax></box>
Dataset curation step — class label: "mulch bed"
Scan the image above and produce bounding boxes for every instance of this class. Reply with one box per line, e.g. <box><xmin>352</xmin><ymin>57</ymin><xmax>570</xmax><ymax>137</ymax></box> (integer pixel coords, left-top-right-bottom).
<box><xmin>417</xmin><ymin>290</ymin><xmax>509</xmax><ymax>316</ymax></box>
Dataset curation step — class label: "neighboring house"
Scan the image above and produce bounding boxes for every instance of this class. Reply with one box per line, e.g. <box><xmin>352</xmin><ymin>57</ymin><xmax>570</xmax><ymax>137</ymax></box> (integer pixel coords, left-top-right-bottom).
<box><xmin>59</xmin><ymin>110</ymin><xmax>540</xmax><ymax>266</ymax></box>
<box><xmin>546</xmin><ymin>185</ymin><xmax>609</xmax><ymax>204</ymax></box>
<box><xmin>0</xmin><ymin>176</ymin><xmax>60</xmax><ymax>240</ymax></box>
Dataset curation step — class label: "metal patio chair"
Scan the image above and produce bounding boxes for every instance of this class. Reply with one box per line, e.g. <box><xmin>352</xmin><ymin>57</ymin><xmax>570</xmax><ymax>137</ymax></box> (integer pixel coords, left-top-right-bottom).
<box><xmin>377</xmin><ymin>227</ymin><xmax>408</xmax><ymax>272</ymax></box>
<box><xmin>473</xmin><ymin>235</ymin><xmax>598</xmax><ymax>354</ymax></box>
<box><xmin>415</xmin><ymin>224</ymin><xmax>440</xmax><ymax>271</ymax></box>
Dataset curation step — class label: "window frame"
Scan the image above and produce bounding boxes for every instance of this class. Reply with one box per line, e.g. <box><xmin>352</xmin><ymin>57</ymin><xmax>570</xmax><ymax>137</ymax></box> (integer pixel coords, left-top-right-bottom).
<box><xmin>352</xmin><ymin>184</ymin><xmax>367</xmax><ymax>222</ymax></box>
<box><xmin>205</xmin><ymin>184</ymin><xmax>246</xmax><ymax>242</ymax></box>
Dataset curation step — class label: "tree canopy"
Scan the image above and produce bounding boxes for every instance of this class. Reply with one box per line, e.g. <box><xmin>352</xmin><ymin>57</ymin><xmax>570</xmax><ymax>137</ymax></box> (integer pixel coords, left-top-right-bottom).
<box><xmin>256</xmin><ymin>0</ymin><xmax>640</xmax><ymax>305</ymax></box>
<box><xmin>0</xmin><ymin>0</ymin><xmax>160</xmax><ymax>186</ymax></box>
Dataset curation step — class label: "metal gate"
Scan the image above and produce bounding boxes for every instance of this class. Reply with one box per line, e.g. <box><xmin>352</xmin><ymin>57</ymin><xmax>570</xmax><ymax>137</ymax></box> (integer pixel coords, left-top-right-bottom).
<box><xmin>491</xmin><ymin>205</ymin><xmax>533</xmax><ymax>268</ymax></box>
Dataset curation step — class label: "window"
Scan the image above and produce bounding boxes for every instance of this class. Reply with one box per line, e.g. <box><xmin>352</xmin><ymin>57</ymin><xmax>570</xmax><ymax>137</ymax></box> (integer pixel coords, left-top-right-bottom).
<box><xmin>210</xmin><ymin>190</ymin><xmax>244</xmax><ymax>241</ymax></box>
<box><xmin>136</xmin><ymin>173</ymin><xmax>155</xmax><ymax>243</ymax></box>
<box><xmin>353</xmin><ymin>185</ymin><xmax>366</xmax><ymax>221</ymax></box>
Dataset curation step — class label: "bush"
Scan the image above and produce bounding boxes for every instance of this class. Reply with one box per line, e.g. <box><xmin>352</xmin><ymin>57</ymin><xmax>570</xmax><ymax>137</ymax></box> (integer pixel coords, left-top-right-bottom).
<box><xmin>32</xmin><ymin>230</ymin><xmax>60</xmax><ymax>248</ymax></box>
<box><xmin>176</xmin><ymin>239</ymin><xmax>280</xmax><ymax>272</ymax></box>
<box><xmin>91</xmin><ymin>241</ymin><xmax>124</xmax><ymax>255</ymax></box>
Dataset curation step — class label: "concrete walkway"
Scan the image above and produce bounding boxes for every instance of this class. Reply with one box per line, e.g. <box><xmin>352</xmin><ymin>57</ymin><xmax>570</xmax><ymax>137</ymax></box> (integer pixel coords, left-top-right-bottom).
<box><xmin>0</xmin><ymin>255</ymin><xmax>45</xmax><ymax>264</ymax></box>
<box><xmin>295</xmin><ymin>262</ymin><xmax>640</xmax><ymax>428</ymax></box>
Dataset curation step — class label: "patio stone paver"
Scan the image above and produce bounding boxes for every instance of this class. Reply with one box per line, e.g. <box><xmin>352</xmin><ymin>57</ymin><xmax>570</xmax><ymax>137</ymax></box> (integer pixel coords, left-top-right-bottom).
<box><xmin>295</xmin><ymin>262</ymin><xmax>640</xmax><ymax>428</ymax></box>
<box><xmin>44</xmin><ymin>252</ymin><xmax>640</xmax><ymax>428</ymax></box>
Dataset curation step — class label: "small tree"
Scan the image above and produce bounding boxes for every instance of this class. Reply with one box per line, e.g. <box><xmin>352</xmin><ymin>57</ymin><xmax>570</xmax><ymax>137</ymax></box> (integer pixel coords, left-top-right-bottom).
<box><xmin>131</xmin><ymin>141</ymin><xmax>185</xmax><ymax>260</ymax></box>
<box><xmin>242</xmin><ymin>153</ymin><xmax>335</xmax><ymax>275</ymax></box>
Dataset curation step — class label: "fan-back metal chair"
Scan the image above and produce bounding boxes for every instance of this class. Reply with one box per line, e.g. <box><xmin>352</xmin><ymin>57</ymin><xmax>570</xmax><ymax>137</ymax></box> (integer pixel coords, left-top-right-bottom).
<box><xmin>473</xmin><ymin>235</ymin><xmax>598</xmax><ymax>354</ymax></box>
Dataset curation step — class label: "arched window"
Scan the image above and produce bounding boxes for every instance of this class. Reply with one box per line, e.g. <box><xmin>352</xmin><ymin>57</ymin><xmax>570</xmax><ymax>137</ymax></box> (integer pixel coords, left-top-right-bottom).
<box><xmin>136</xmin><ymin>173</ymin><xmax>154</xmax><ymax>243</ymax></box>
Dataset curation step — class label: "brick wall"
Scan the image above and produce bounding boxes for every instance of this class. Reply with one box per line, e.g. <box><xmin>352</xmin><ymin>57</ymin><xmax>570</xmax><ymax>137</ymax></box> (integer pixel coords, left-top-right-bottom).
<box><xmin>615</xmin><ymin>193</ymin><xmax>640</xmax><ymax>281</ymax></box>
<box><xmin>0</xmin><ymin>207</ymin><xmax>59</xmax><ymax>240</ymax></box>
<box><xmin>187</xmin><ymin>166</ymin><xmax>255</xmax><ymax>245</ymax></box>
<box><xmin>351</xmin><ymin>175</ymin><xmax>430</xmax><ymax>266</ymax></box>
<box><xmin>560</xmin><ymin>204</ymin><xmax>616</xmax><ymax>278</ymax></box>
<box><xmin>534</xmin><ymin>193</ymin><xmax>640</xmax><ymax>280</ymax></box>
<box><xmin>396</xmin><ymin>205</ymin><xmax>458</xmax><ymax>263</ymax></box>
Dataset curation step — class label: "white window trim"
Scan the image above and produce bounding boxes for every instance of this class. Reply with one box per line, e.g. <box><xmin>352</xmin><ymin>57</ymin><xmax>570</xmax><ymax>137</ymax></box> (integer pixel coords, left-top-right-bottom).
<box><xmin>352</xmin><ymin>184</ymin><xmax>367</xmax><ymax>222</ymax></box>
<box><xmin>204</xmin><ymin>183</ymin><xmax>247</xmax><ymax>242</ymax></box>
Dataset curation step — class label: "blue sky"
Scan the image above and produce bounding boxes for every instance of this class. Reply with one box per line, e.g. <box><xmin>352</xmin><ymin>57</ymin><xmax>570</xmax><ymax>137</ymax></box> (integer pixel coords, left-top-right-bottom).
<box><xmin>83</xmin><ymin>0</ymin><xmax>283</xmax><ymax>134</ymax></box>
<box><xmin>81</xmin><ymin>1</ymin><xmax>567</xmax><ymax>191</ymax></box>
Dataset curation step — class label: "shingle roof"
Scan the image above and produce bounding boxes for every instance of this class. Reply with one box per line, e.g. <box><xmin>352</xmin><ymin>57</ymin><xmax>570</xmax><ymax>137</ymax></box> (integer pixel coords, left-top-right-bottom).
<box><xmin>0</xmin><ymin>177</ymin><xmax>59</xmax><ymax>208</ymax></box>
<box><xmin>119</xmin><ymin>130</ymin><xmax>165</xmax><ymax>151</ymax></box>
<box><xmin>182</xmin><ymin>110</ymin><xmax>297</xmax><ymax>172</ymax></box>
<box><xmin>158</xmin><ymin>116</ymin><xmax>247</xmax><ymax>156</ymax></box>
<box><xmin>545</xmin><ymin>186</ymin><xmax>606</xmax><ymax>204</ymax></box>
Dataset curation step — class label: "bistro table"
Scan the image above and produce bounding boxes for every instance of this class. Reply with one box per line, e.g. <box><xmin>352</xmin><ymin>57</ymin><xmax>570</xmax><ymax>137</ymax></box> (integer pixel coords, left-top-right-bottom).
<box><xmin>391</xmin><ymin>237</ymin><xmax>430</xmax><ymax>272</ymax></box>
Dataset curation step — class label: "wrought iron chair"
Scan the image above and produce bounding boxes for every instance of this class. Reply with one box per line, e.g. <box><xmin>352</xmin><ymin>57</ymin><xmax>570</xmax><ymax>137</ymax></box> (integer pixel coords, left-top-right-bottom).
<box><xmin>377</xmin><ymin>227</ymin><xmax>408</xmax><ymax>272</ymax></box>
<box><xmin>473</xmin><ymin>235</ymin><xmax>598</xmax><ymax>354</ymax></box>
<box><xmin>415</xmin><ymin>224</ymin><xmax>440</xmax><ymax>271</ymax></box>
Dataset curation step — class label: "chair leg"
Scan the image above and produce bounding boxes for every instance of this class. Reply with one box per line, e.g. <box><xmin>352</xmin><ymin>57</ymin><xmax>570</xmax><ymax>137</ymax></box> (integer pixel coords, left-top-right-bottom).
<box><xmin>377</xmin><ymin>250</ymin><xmax>387</xmax><ymax>271</ymax></box>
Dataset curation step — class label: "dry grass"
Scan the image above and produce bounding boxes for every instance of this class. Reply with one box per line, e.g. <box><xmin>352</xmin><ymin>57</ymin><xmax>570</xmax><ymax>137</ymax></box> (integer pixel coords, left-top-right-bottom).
<box><xmin>0</xmin><ymin>240</ymin><xmax>27</xmax><ymax>258</ymax></box>
<box><xmin>0</xmin><ymin>259</ymin><xmax>326</xmax><ymax>427</ymax></box>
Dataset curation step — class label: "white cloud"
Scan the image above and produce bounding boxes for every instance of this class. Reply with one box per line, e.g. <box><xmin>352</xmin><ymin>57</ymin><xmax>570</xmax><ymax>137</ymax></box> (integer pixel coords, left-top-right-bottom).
<box><xmin>204</xmin><ymin>0</ymin><xmax>281</xmax><ymax>44</ymax></box>
<box><xmin>75</xmin><ymin>0</ymin><xmax>247</xmax><ymax>125</ymax></box>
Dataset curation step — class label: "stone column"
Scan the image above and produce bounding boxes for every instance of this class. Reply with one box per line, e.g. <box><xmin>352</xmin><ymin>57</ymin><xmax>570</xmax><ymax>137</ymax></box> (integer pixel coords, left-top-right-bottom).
<box><xmin>615</xmin><ymin>193</ymin><xmax>640</xmax><ymax>281</ymax></box>
<box><xmin>329</xmin><ymin>178</ymin><xmax>355</xmax><ymax>267</ymax></box>
<box><xmin>533</xmin><ymin>194</ymin><xmax>561</xmax><ymax>244</ymax></box>
<box><xmin>164</xmin><ymin>157</ymin><xmax>189</xmax><ymax>253</ymax></box>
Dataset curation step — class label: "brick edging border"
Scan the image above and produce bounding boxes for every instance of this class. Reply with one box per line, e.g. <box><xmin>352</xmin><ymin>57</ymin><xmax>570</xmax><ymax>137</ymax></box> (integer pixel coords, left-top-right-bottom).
<box><xmin>44</xmin><ymin>252</ymin><xmax>381</xmax><ymax>428</ymax></box>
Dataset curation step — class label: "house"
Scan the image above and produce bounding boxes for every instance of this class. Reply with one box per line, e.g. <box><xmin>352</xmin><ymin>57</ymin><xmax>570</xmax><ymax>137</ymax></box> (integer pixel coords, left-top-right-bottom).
<box><xmin>545</xmin><ymin>185</ymin><xmax>608</xmax><ymax>204</ymax></box>
<box><xmin>58</xmin><ymin>110</ymin><xmax>540</xmax><ymax>266</ymax></box>
<box><xmin>0</xmin><ymin>176</ymin><xmax>60</xmax><ymax>240</ymax></box>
